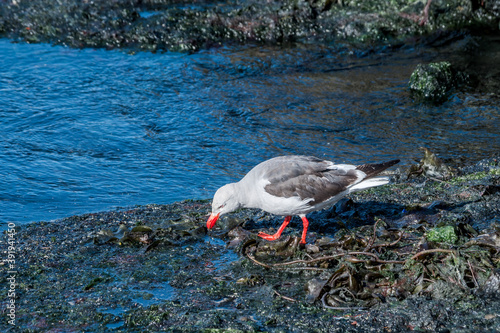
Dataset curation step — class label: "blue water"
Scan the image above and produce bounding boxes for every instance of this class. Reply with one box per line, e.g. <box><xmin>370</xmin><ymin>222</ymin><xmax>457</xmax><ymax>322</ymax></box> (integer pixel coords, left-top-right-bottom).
<box><xmin>1</xmin><ymin>39</ymin><xmax>499</xmax><ymax>225</ymax></box>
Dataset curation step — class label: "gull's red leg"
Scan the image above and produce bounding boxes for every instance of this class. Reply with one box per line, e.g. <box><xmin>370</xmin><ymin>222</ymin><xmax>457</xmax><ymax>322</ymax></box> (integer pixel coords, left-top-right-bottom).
<box><xmin>299</xmin><ymin>215</ymin><xmax>309</xmax><ymax>244</ymax></box>
<box><xmin>258</xmin><ymin>216</ymin><xmax>291</xmax><ymax>241</ymax></box>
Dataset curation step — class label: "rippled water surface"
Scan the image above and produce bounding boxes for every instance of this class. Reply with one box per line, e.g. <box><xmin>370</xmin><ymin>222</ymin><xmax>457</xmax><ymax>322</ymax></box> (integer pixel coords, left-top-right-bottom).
<box><xmin>1</xmin><ymin>38</ymin><xmax>499</xmax><ymax>224</ymax></box>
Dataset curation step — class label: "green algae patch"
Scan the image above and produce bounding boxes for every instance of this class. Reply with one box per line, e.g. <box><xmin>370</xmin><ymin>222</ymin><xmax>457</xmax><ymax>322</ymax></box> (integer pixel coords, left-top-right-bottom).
<box><xmin>409</xmin><ymin>62</ymin><xmax>468</xmax><ymax>103</ymax></box>
<box><xmin>451</xmin><ymin>168</ymin><xmax>500</xmax><ymax>183</ymax></box>
<box><xmin>426</xmin><ymin>226</ymin><xmax>458</xmax><ymax>244</ymax></box>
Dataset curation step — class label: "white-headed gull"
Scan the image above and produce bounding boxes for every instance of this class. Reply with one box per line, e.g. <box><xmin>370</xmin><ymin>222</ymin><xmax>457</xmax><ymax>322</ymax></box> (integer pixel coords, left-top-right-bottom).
<box><xmin>207</xmin><ymin>155</ymin><xmax>399</xmax><ymax>244</ymax></box>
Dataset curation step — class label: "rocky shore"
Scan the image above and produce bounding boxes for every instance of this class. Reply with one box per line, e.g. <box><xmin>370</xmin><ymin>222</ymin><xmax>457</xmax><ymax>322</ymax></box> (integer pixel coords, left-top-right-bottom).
<box><xmin>1</xmin><ymin>0</ymin><xmax>499</xmax><ymax>52</ymax></box>
<box><xmin>1</xmin><ymin>155</ymin><xmax>498</xmax><ymax>331</ymax></box>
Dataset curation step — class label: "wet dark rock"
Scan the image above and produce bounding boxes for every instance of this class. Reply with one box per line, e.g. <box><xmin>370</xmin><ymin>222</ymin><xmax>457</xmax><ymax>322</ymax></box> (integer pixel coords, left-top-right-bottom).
<box><xmin>334</xmin><ymin>198</ymin><xmax>355</xmax><ymax>214</ymax></box>
<box><xmin>227</xmin><ymin>226</ymin><xmax>253</xmax><ymax>249</ymax></box>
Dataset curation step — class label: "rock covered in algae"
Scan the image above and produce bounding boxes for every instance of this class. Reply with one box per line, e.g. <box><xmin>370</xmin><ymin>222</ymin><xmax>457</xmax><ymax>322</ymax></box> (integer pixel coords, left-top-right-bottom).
<box><xmin>409</xmin><ymin>61</ymin><xmax>468</xmax><ymax>103</ymax></box>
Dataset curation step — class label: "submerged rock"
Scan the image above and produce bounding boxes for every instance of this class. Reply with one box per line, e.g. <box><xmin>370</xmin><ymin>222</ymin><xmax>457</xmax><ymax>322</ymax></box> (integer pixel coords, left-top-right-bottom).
<box><xmin>409</xmin><ymin>61</ymin><xmax>468</xmax><ymax>103</ymax></box>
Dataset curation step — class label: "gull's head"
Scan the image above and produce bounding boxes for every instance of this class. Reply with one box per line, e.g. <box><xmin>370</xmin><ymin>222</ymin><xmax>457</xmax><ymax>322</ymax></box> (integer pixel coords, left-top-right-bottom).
<box><xmin>206</xmin><ymin>183</ymin><xmax>241</xmax><ymax>229</ymax></box>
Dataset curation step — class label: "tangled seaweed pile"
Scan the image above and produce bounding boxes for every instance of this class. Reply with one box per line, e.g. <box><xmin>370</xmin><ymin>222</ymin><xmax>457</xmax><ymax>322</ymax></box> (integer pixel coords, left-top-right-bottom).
<box><xmin>240</xmin><ymin>216</ymin><xmax>499</xmax><ymax>310</ymax></box>
<box><xmin>1</xmin><ymin>152</ymin><xmax>498</xmax><ymax>331</ymax></box>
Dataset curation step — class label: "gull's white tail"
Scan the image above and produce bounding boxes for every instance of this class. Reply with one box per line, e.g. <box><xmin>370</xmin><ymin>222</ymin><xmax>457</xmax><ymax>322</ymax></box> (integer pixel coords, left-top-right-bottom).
<box><xmin>350</xmin><ymin>176</ymin><xmax>390</xmax><ymax>192</ymax></box>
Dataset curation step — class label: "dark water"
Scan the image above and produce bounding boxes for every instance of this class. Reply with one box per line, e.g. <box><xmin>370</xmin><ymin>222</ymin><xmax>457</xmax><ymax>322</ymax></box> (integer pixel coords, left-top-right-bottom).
<box><xmin>1</xmin><ymin>38</ymin><xmax>499</xmax><ymax>225</ymax></box>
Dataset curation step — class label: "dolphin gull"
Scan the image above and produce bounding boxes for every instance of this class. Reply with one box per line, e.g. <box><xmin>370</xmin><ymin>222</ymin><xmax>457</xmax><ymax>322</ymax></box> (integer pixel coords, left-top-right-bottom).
<box><xmin>207</xmin><ymin>155</ymin><xmax>399</xmax><ymax>244</ymax></box>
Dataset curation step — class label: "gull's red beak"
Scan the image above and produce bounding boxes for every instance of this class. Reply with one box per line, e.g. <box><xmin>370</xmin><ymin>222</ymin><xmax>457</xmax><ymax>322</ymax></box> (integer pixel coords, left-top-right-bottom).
<box><xmin>207</xmin><ymin>212</ymin><xmax>220</xmax><ymax>229</ymax></box>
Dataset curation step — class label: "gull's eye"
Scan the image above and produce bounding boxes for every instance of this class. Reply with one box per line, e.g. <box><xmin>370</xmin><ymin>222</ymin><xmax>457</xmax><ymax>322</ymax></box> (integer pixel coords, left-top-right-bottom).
<box><xmin>218</xmin><ymin>204</ymin><xmax>225</xmax><ymax>209</ymax></box>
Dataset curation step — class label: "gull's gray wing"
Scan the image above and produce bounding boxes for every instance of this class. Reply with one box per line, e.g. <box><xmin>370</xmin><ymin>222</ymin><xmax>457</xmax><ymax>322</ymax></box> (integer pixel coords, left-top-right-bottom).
<box><xmin>262</xmin><ymin>156</ymin><xmax>361</xmax><ymax>205</ymax></box>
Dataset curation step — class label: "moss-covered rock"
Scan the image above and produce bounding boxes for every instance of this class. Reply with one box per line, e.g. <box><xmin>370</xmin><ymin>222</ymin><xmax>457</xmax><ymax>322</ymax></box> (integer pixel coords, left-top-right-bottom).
<box><xmin>408</xmin><ymin>61</ymin><xmax>469</xmax><ymax>103</ymax></box>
